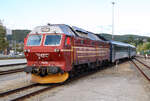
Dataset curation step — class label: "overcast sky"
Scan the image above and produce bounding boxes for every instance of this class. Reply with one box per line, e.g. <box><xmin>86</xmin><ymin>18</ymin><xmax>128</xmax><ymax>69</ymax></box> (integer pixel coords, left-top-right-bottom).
<box><xmin>0</xmin><ymin>0</ymin><xmax>150</xmax><ymax>36</ymax></box>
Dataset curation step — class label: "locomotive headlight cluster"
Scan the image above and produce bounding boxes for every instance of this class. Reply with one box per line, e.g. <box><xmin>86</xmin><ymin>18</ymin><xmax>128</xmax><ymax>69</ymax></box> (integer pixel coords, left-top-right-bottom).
<box><xmin>24</xmin><ymin>49</ymin><xmax>30</xmax><ymax>52</ymax></box>
<box><xmin>54</xmin><ymin>48</ymin><xmax>60</xmax><ymax>52</ymax></box>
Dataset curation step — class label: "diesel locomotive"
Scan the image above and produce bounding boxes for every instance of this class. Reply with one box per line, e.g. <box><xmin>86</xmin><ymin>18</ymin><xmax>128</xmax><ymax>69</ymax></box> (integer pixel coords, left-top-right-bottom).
<box><xmin>24</xmin><ymin>24</ymin><xmax>136</xmax><ymax>84</ymax></box>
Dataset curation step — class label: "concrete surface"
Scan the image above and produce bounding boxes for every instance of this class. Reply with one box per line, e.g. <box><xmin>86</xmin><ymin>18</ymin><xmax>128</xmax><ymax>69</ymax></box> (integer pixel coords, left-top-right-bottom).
<box><xmin>40</xmin><ymin>62</ymin><xmax>150</xmax><ymax>101</ymax></box>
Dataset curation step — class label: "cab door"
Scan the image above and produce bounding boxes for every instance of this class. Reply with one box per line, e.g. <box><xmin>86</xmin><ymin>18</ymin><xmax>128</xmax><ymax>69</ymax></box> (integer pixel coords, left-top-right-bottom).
<box><xmin>64</xmin><ymin>36</ymin><xmax>72</xmax><ymax>70</ymax></box>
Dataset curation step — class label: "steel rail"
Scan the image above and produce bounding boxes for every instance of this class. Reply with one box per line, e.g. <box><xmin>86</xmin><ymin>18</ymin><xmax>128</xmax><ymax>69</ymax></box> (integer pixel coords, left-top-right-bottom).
<box><xmin>0</xmin><ymin>68</ymin><xmax>24</xmax><ymax>75</ymax></box>
<box><xmin>11</xmin><ymin>84</ymin><xmax>61</xmax><ymax>101</ymax></box>
<box><xmin>0</xmin><ymin>83</ymin><xmax>39</xmax><ymax>97</ymax></box>
<box><xmin>134</xmin><ymin>58</ymin><xmax>150</xmax><ymax>69</ymax></box>
<box><xmin>131</xmin><ymin>60</ymin><xmax>150</xmax><ymax>82</ymax></box>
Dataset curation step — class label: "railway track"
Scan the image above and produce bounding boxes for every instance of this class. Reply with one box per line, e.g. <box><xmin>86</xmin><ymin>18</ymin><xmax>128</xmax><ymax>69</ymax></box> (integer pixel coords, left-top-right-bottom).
<box><xmin>0</xmin><ymin>78</ymin><xmax>65</xmax><ymax>101</ymax></box>
<box><xmin>11</xmin><ymin>84</ymin><xmax>61</xmax><ymax>101</ymax></box>
<box><xmin>0</xmin><ymin>63</ymin><xmax>26</xmax><ymax>75</ymax></box>
<box><xmin>0</xmin><ymin>83</ymin><xmax>47</xmax><ymax>101</ymax></box>
<box><xmin>0</xmin><ymin>83</ymin><xmax>39</xmax><ymax>97</ymax></box>
<box><xmin>0</xmin><ymin>60</ymin><xmax>129</xmax><ymax>101</ymax></box>
<box><xmin>0</xmin><ymin>68</ymin><xmax>24</xmax><ymax>75</ymax></box>
<box><xmin>0</xmin><ymin>71</ymin><xmax>88</xmax><ymax>101</ymax></box>
<box><xmin>0</xmin><ymin>62</ymin><xmax>113</xmax><ymax>101</ymax></box>
<box><xmin>131</xmin><ymin>58</ymin><xmax>150</xmax><ymax>82</ymax></box>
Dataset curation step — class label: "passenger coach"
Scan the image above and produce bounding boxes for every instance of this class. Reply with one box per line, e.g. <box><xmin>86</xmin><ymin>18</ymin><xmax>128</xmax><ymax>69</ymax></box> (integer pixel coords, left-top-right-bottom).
<box><xmin>109</xmin><ymin>40</ymin><xmax>136</xmax><ymax>63</ymax></box>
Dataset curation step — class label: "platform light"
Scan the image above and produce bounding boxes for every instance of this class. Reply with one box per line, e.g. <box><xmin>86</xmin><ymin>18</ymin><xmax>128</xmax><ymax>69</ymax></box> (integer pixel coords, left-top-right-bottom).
<box><xmin>111</xmin><ymin>2</ymin><xmax>115</xmax><ymax>40</ymax></box>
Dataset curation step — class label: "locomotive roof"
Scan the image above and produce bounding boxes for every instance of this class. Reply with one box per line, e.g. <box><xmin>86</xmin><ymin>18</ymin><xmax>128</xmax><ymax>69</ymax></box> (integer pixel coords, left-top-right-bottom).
<box><xmin>72</xmin><ymin>26</ymin><xmax>102</xmax><ymax>41</ymax></box>
<box><xmin>95</xmin><ymin>34</ymin><xmax>108</xmax><ymax>41</ymax></box>
<box><xmin>72</xmin><ymin>26</ymin><xmax>88</xmax><ymax>34</ymax></box>
<box><xmin>30</xmin><ymin>24</ymin><xmax>106</xmax><ymax>41</ymax></box>
<box><xmin>30</xmin><ymin>24</ymin><xmax>76</xmax><ymax>36</ymax></box>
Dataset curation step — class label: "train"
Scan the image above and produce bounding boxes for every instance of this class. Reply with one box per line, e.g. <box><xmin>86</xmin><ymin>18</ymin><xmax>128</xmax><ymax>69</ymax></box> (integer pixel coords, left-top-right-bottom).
<box><xmin>24</xmin><ymin>24</ymin><xmax>136</xmax><ymax>84</ymax></box>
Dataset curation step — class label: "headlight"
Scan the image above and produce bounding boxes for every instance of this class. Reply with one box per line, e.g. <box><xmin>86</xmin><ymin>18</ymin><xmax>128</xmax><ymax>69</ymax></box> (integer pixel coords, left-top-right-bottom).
<box><xmin>24</xmin><ymin>49</ymin><xmax>30</xmax><ymax>52</ymax></box>
<box><xmin>54</xmin><ymin>49</ymin><xmax>60</xmax><ymax>52</ymax></box>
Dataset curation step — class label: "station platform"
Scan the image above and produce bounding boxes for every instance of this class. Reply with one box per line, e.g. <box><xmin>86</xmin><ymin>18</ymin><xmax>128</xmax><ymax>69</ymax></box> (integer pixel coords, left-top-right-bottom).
<box><xmin>0</xmin><ymin>59</ymin><xmax>27</xmax><ymax>66</ymax></box>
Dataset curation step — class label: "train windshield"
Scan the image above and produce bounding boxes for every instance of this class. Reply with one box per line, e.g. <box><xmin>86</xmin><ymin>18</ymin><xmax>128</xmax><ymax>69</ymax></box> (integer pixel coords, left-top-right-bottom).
<box><xmin>27</xmin><ymin>35</ymin><xmax>42</xmax><ymax>46</ymax></box>
<box><xmin>44</xmin><ymin>35</ymin><xmax>61</xmax><ymax>46</ymax></box>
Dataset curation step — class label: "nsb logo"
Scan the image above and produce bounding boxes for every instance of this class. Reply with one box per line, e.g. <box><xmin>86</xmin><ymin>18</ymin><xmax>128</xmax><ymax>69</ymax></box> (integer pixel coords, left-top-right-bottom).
<box><xmin>36</xmin><ymin>53</ymin><xmax>49</xmax><ymax>58</ymax></box>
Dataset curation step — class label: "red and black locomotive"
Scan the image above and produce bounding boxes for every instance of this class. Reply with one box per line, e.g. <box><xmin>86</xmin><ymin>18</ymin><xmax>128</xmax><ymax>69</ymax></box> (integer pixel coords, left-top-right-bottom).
<box><xmin>24</xmin><ymin>24</ymin><xmax>110</xmax><ymax>83</ymax></box>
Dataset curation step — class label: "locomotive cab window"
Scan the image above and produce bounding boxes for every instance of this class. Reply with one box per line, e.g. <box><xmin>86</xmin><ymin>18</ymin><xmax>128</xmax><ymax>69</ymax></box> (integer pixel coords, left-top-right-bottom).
<box><xmin>27</xmin><ymin>35</ymin><xmax>42</xmax><ymax>46</ymax></box>
<box><xmin>44</xmin><ymin>35</ymin><xmax>61</xmax><ymax>46</ymax></box>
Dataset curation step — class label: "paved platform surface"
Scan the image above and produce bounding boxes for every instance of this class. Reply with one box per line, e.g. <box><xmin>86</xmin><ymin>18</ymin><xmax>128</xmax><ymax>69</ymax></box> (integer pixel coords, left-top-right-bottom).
<box><xmin>39</xmin><ymin>61</ymin><xmax>150</xmax><ymax>101</ymax></box>
<box><xmin>0</xmin><ymin>59</ymin><xmax>26</xmax><ymax>66</ymax></box>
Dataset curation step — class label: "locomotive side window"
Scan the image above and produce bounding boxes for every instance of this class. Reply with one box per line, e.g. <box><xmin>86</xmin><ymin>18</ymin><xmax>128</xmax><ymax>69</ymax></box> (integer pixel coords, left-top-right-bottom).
<box><xmin>81</xmin><ymin>40</ymin><xmax>84</xmax><ymax>44</ymax></box>
<box><xmin>60</xmin><ymin>25</ymin><xmax>76</xmax><ymax>36</ymax></box>
<box><xmin>88</xmin><ymin>32</ymin><xmax>99</xmax><ymax>40</ymax></box>
<box><xmin>65</xmin><ymin>37</ymin><xmax>71</xmax><ymax>46</ymax></box>
<box><xmin>27</xmin><ymin>35</ymin><xmax>42</xmax><ymax>46</ymax></box>
<box><xmin>44</xmin><ymin>35</ymin><xmax>61</xmax><ymax>46</ymax></box>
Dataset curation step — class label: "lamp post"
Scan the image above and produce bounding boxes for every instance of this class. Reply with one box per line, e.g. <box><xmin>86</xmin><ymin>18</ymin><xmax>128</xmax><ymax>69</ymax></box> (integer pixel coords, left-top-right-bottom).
<box><xmin>112</xmin><ymin>2</ymin><xmax>115</xmax><ymax>40</ymax></box>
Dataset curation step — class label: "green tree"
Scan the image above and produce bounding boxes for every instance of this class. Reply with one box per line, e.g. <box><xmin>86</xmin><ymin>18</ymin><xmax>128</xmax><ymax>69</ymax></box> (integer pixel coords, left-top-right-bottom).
<box><xmin>128</xmin><ymin>36</ymin><xmax>134</xmax><ymax>43</ymax></box>
<box><xmin>143</xmin><ymin>42</ymin><xmax>150</xmax><ymax>50</ymax></box>
<box><xmin>138</xmin><ymin>38</ymin><xmax>144</xmax><ymax>45</ymax></box>
<box><xmin>137</xmin><ymin>44</ymin><xmax>143</xmax><ymax>52</ymax></box>
<box><xmin>137</xmin><ymin>42</ymin><xmax>150</xmax><ymax>54</ymax></box>
<box><xmin>147</xmin><ymin>38</ymin><xmax>150</xmax><ymax>42</ymax></box>
<box><xmin>0</xmin><ymin>25</ymin><xmax>8</xmax><ymax>52</ymax></box>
